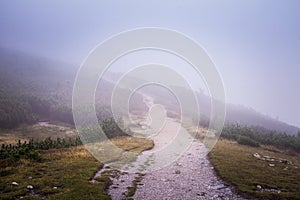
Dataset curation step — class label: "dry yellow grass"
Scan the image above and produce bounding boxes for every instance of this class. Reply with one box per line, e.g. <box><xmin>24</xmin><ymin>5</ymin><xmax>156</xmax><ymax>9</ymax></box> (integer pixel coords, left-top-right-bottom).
<box><xmin>0</xmin><ymin>123</ymin><xmax>77</xmax><ymax>145</ymax></box>
<box><xmin>42</xmin><ymin>146</ymin><xmax>93</xmax><ymax>161</ymax></box>
<box><xmin>0</xmin><ymin>133</ymin><xmax>28</xmax><ymax>145</ymax></box>
<box><xmin>110</xmin><ymin>136</ymin><xmax>154</xmax><ymax>153</ymax></box>
<box><xmin>86</xmin><ymin>136</ymin><xmax>154</xmax><ymax>166</ymax></box>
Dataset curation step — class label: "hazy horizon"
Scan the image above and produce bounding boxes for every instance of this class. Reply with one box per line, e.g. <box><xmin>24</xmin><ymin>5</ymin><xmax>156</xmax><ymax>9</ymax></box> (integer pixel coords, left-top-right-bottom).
<box><xmin>0</xmin><ymin>1</ymin><xmax>299</xmax><ymax>127</ymax></box>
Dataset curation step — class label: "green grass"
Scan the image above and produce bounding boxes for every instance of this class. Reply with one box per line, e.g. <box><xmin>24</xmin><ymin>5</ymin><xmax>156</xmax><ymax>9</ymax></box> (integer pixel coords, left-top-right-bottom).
<box><xmin>0</xmin><ymin>146</ymin><xmax>110</xmax><ymax>200</ymax></box>
<box><xmin>126</xmin><ymin>173</ymin><xmax>145</xmax><ymax>198</ymax></box>
<box><xmin>210</xmin><ymin>139</ymin><xmax>300</xmax><ymax>199</ymax></box>
<box><xmin>0</xmin><ymin>132</ymin><xmax>154</xmax><ymax>200</ymax></box>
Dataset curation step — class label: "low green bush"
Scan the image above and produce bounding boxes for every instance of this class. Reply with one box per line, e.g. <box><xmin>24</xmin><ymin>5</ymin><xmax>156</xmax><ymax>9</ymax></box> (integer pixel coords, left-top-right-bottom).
<box><xmin>237</xmin><ymin>135</ymin><xmax>260</xmax><ymax>147</ymax></box>
<box><xmin>220</xmin><ymin>124</ymin><xmax>300</xmax><ymax>152</ymax></box>
<box><xmin>0</xmin><ymin>137</ymin><xmax>82</xmax><ymax>162</ymax></box>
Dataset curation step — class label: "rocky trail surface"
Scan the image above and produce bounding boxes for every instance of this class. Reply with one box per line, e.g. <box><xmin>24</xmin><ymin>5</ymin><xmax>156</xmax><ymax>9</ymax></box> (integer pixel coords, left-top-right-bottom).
<box><xmin>107</xmin><ymin>140</ymin><xmax>245</xmax><ymax>200</ymax></box>
<box><xmin>95</xmin><ymin>94</ymin><xmax>245</xmax><ymax>199</ymax></box>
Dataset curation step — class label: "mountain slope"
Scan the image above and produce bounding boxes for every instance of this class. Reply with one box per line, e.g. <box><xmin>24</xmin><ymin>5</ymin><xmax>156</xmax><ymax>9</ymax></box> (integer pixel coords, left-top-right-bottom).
<box><xmin>0</xmin><ymin>48</ymin><xmax>298</xmax><ymax>135</ymax></box>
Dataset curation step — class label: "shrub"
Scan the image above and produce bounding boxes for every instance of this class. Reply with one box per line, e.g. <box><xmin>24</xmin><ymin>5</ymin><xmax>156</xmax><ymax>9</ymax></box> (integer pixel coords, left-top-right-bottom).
<box><xmin>0</xmin><ymin>137</ymin><xmax>82</xmax><ymax>162</ymax></box>
<box><xmin>237</xmin><ymin>135</ymin><xmax>260</xmax><ymax>147</ymax></box>
<box><xmin>220</xmin><ymin>124</ymin><xmax>300</xmax><ymax>152</ymax></box>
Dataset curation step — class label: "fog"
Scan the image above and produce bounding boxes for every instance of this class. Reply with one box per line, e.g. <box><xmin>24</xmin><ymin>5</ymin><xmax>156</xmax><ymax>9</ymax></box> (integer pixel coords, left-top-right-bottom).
<box><xmin>0</xmin><ymin>0</ymin><xmax>299</xmax><ymax>127</ymax></box>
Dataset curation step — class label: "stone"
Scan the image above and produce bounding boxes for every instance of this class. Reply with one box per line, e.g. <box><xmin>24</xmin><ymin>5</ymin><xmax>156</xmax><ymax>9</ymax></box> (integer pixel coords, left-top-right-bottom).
<box><xmin>197</xmin><ymin>192</ymin><xmax>206</xmax><ymax>196</ymax></box>
<box><xmin>209</xmin><ymin>183</ymin><xmax>227</xmax><ymax>190</ymax></box>
<box><xmin>175</xmin><ymin>170</ymin><xmax>181</xmax><ymax>174</ymax></box>
<box><xmin>12</xmin><ymin>182</ymin><xmax>19</xmax><ymax>186</ymax></box>
<box><xmin>263</xmin><ymin>188</ymin><xmax>281</xmax><ymax>193</ymax></box>
<box><xmin>269</xmin><ymin>164</ymin><xmax>275</xmax><ymax>167</ymax></box>
<box><xmin>253</xmin><ymin>153</ymin><xmax>261</xmax><ymax>158</ymax></box>
<box><xmin>27</xmin><ymin>185</ymin><xmax>34</xmax><ymax>190</ymax></box>
<box><xmin>256</xmin><ymin>185</ymin><xmax>262</xmax><ymax>190</ymax></box>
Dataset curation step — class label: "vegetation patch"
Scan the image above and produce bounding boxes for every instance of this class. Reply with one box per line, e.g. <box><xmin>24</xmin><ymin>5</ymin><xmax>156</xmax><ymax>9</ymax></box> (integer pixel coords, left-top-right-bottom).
<box><xmin>221</xmin><ymin>124</ymin><xmax>300</xmax><ymax>152</ymax></box>
<box><xmin>86</xmin><ymin>136</ymin><xmax>154</xmax><ymax>166</ymax></box>
<box><xmin>126</xmin><ymin>173</ymin><xmax>145</xmax><ymax>198</ymax></box>
<box><xmin>0</xmin><ymin>127</ymin><xmax>154</xmax><ymax>200</ymax></box>
<box><xmin>210</xmin><ymin>139</ymin><xmax>300</xmax><ymax>199</ymax></box>
<box><xmin>0</xmin><ymin>146</ymin><xmax>111</xmax><ymax>200</ymax></box>
<box><xmin>0</xmin><ymin>137</ymin><xmax>82</xmax><ymax>166</ymax></box>
<box><xmin>237</xmin><ymin>135</ymin><xmax>260</xmax><ymax>147</ymax></box>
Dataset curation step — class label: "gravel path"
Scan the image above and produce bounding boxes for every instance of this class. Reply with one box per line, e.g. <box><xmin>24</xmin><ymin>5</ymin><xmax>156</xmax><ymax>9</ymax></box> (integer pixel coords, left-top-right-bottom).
<box><xmin>133</xmin><ymin>140</ymin><xmax>245</xmax><ymax>200</ymax></box>
<box><xmin>107</xmin><ymin>140</ymin><xmax>245</xmax><ymax>200</ymax></box>
<box><xmin>106</xmin><ymin>94</ymin><xmax>246</xmax><ymax>199</ymax></box>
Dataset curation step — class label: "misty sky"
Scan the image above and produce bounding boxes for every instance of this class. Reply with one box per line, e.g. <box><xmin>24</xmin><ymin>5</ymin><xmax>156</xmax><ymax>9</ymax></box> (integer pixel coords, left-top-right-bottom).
<box><xmin>0</xmin><ymin>0</ymin><xmax>299</xmax><ymax>127</ymax></box>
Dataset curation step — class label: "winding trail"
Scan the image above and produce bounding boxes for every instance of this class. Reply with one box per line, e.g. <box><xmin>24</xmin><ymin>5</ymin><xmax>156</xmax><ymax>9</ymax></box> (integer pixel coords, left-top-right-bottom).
<box><xmin>106</xmin><ymin>94</ymin><xmax>245</xmax><ymax>199</ymax></box>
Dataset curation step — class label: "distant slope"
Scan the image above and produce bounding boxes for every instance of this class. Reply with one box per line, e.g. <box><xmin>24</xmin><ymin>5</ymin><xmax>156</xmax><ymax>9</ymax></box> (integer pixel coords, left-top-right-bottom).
<box><xmin>0</xmin><ymin>48</ymin><xmax>298</xmax><ymax>135</ymax></box>
<box><xmin>0</xmin><ymin>48</ymin><xmax>77</xmax><ymax>127</ymax></box>
<box><xmin>0</xmin><ymin>48</ymin><xmax>143</xmax><ymax>128</ymax></box>
<box><xmin>195</xmin><ymin>91</ymin><xmax>299</xmax><ymax>135</ymax></box>
<box><xmin>125</xmin><ymin>78</ymin><xmax>299</xmax><ymax>135</ymax></box>
<box><xmin>225</xmin><ymin>103</ymin><xmax>299</xmax><ymax>135</ymax></box>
